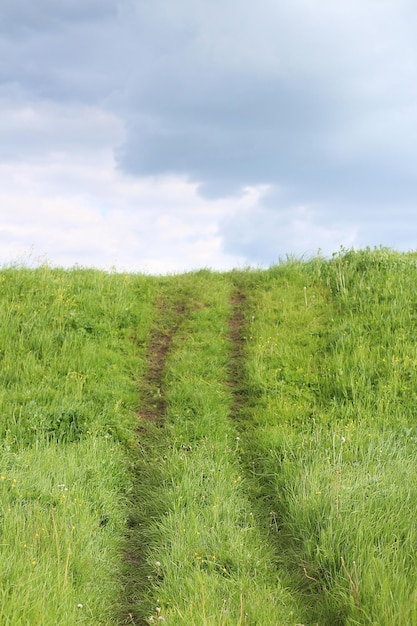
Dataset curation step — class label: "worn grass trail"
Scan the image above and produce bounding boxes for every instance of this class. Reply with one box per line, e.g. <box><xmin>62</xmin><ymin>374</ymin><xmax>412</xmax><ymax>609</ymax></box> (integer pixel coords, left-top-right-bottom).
<box><xmin>227</xmin><ymin>274</ymin><xmax>321</xmax><ymax>623</ymax></box>
<box><xmin>123</xmin><ymin>272</ymin><xmax>304</xmax><ymax>624</ymax></box>
<box><xmin>229</xmin><ymin>266</ymin><xmax>338</xmax><ymax>625</ymax></box>
<box><xmin>122</xmin><ymin>285</ymin><xmax>190</xmax><ymax>624</ymax></box>
<box><xmin>129</xmin><ymin>253</ymin><xmax>417</xmax><ymax>625</ymax></box>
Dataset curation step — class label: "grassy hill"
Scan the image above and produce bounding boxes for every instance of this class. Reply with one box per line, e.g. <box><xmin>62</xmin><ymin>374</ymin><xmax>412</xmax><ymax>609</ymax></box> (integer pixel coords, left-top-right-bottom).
<box><xmin>1</xmin><ymin>248</ymin><xmax>417</xmax><ymax>624</ymax></box>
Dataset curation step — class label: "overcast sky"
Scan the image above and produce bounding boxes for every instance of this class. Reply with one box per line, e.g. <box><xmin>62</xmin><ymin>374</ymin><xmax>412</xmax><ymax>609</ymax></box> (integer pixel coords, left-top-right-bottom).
<box><xmin>1</xmin><ymin>0</ymin><xmax>416</xmax><ymax>273</ymax></box>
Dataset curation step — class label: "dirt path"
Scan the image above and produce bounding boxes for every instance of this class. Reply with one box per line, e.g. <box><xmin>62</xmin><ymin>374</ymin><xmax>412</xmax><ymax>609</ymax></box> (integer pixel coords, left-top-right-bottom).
<box><xmin>228</xmin><ymin>290</ymin><xmax>247</xmax><ymax>419</ymax></box>
<box><xmin>227</xmin><ymin>283</ymin><xmax>326</xmax><ymax>624</ymax></box>
<box><xmin>121</xmin><ymin>297</ymin><xmax>188</xmax><ymax>625</ymax></box>
<box><xmin>137</xmin><ymin>300</ymin><xmax>186</xmax><ymax>425</ymax></box>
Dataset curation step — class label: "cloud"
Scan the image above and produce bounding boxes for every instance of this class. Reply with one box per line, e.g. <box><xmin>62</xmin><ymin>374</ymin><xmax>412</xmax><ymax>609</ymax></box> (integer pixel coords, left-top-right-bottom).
<box><xmin>0</xmin><ymin>102</ymin><xmax>124</xmax><ymax>162</ymax></box>
<box><xmin>115</xmin><ymin>0</ymin><xmax>417</xmax><ymax>205</ymax></box>
<box><xmin>0</xmin><ymin>0</ymin><xmax>127</xmax><ymax>105</ymax></box>
<box><xmin>0</xmin><ymin>175</ymin><xmax>248</xmax><ymax>273</ymax></box>
<box><xmin>0</xmin><ymin>112</ymin><xmax>250</xmax><ymax>273</ymax></box>
<box><xmin>219</xmin><ymin>192</ymin><xmax>417</xmax><ymax>265</ymax></box>
<box><xmin>0</xmin><ymin>0</ymin><xmax>116</xmax><ymax>34</ymax></box>
<box><xmin>220</xmin><ymin>199</ymin><xmax>358</xmax><ymax>264</ymax></box>
<box><xmin>1</xmin><ymin>0</ymin><xmax>417</xmax><ymax>270</ymax></box>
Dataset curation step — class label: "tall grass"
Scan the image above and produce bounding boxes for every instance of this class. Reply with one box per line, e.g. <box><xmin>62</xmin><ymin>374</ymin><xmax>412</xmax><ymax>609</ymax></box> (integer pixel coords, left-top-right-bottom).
<box><xmin>240</xmin><ymin>249</ymin><xmax>417</xmax><ymax>624</ymax></box>
<box><xmin>0</xmin><ymin>265</ymin><xmax>156</xmax><ymax>624</ymax></box>
<box><xmin>2</xmin><ymin>250</ymin><xmax>417</xmax><ymax>624</ymax></box>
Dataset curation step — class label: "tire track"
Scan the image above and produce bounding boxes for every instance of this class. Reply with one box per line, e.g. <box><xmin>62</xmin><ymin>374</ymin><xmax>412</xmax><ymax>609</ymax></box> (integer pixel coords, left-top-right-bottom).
<box><xmin>227</xmin><ymin>284</ymin><xmax>318</xmax><ymax>624</ymax></box>
<box><xmin>137</xmin><ymin>300</ymin><xmax>186</xmax><ymax>425</ymax></box>
<box><xmin>228</xmin><ymin>289</ymin><xmax>247</xmax><ymax>419</ymax></box>
<box><xmin>121</xmin><ymin>296</ymin><xmax>188</xmax><ymax>625</ymax></box>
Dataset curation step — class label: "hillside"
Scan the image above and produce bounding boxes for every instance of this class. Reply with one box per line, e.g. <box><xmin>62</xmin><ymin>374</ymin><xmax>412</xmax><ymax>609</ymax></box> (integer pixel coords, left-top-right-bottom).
<box><xmin>1</xmin><ymin>248</ymin><xmax>417</xmax><ymax>625</ymax></box>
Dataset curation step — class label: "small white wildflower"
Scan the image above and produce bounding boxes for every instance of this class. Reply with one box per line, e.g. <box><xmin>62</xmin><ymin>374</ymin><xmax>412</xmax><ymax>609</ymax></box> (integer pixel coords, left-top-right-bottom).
<box><xmin>77</xmin><ymin>603</ymin><xmax>83</xmax><ymax>609</ymax></box>
<box><xmin>341</xmin><ymin>436</ymin><xmax>346</xmax><ymax>443</ymax></box>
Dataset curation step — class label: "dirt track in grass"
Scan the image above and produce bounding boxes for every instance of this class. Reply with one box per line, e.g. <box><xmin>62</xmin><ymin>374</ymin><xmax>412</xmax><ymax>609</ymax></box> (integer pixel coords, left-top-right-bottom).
<box><xmin>137</xmin><ymin>300</ymin><xmax>187</xmax><ymax>425</ymax></box>
<box><xmin>122</xmin><ymin>298</ymin><xmax>188</xmax><ymax>625</ymax></box>
<box><xmin>228</xmin><ymin>289</ymin><xmax>247</xmax><ymax>419</ymax></box>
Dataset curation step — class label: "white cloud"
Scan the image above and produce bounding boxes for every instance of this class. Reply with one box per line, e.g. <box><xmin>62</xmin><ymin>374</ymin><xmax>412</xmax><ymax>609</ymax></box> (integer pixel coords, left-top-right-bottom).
<box><xmin>0</xmin><ymin>102</ymin><xmax>251</xmax><ymax>272</ymax></box>
<box><xmin>0</xmin><ymin>101</ymin><xmax>124</xmax><ymax>161</ymax></box>
<box><xmin>0</xmin><ymin>170</ymin><xmax>249</xmax><ymax>273</ymax></box>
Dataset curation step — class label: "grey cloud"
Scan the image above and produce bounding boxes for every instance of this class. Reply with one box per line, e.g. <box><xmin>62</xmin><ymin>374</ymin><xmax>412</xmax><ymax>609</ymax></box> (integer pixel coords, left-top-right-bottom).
<box><xmin>0</xmin><ymin>104</ymin><xmax>122</xmax><ymax>161</ymax></box>
<box><xmin>118</xmin><ymin>68</ymin><xmax>343</xmax><ymax>198</ymax></box>
<box><xmin>114</xmin><ymin>0</ymin><xmax>417</xmax><ymax>208</ymax></box>
<box><xmin>219</xmin><ymin>203</ymin><xmax>417</xmax><ymax>266</ymax></box>
<box><xmin>1</xmin><ymin>0</ymin><xmax>417</xmax><ymax>264</ymax></box>
<box><xmin>0</xmin><ymin>0</ymin><xmax>128</xmax><ymax>106</ymax></box>
<box><xmin>218</xmin><ymin>204</ymin><xmax>348</xmax><ymax>264</ymax></box>
<box><xmin>0</xmin><ymin>0</ymin><xmax>117</xmax><ymax>36</ymax></box>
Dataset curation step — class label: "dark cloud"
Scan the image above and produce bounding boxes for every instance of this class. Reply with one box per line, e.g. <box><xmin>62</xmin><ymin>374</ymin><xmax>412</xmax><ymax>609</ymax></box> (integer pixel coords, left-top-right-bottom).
<box><xmin>0</xmin><ymin>0</ymin><xmax>117</xmax><ymax>36</ymax></box>
<box><xmin>114</xmin><ymin>0</ymin><xmax>417</xmax><ymax>210</ymax></box>
<box><xmin>118</xmin><ymin>71</ymin><xmax>337</xmax><ymax>196</ymax></box>
<box><xmin>1</xmin><ymin>0</ymin><xmax>417</xmax><ymax>266</ymax></box>
<box><xmin>0</xmin><ymin>0</ymin><xmax>128</xmax><ymax>105</ymax></box>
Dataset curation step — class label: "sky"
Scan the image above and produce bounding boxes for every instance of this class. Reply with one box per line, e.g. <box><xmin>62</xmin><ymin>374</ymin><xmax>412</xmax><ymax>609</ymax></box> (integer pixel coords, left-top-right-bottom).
<box><xmin>1</xmin><ymin>0</ymin><xmax>417</xmax><ymax>273</ymax></box>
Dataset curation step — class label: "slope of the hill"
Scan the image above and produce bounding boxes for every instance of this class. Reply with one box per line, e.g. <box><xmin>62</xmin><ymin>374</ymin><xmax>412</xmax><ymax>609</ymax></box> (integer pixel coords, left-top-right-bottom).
<box><xmin>1</xmin><ymin>249</ymin><xmax>417</xmax><ymax>625</ymax></box>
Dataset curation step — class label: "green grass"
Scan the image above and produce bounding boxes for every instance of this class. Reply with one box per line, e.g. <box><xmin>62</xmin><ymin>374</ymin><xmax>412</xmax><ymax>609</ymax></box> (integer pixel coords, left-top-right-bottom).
<box><xmin>0</xmin><ymin>265</ymin><xmax>156</xmax><ymax>624</ymax></box>
<box><xmin>2</xmin><ymin>250</ymin><xmax>417</xmax><ymax>624</ymax></box>
<box><xmin>235</xmin><ymin>250</ymin><xmax>417</xmax><ymax>624</ymax></box>
<box><xmin>124</xmin><ymin>272</ymin><xmax>302</xmax><ymax>624</ymax></box>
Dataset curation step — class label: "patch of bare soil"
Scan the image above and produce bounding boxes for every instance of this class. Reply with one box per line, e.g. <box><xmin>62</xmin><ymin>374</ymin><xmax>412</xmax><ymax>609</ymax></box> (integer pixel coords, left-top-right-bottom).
<box><xmin>228</xmin><ymin>290</ymin><xmax>247</xmax><ymax>416</ymax></box>
<box><xmin>121</xmin><ymin>299</ymin><xmax>187</xmax><ymax>625</ymax></box>
<box><xmin>138</xmin><ymin>301</ymin><xmax>186</xmax><ymax>425</ymax></box>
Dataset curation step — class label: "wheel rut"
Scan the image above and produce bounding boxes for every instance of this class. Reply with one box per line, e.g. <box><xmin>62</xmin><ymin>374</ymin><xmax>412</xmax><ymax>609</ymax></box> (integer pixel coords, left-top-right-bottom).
<box><xmin>121</xmin><ymin>296</ymin><xmax>188</xmax><ymax>625</ymax></box>
<box><xmin>137</xmin><ymin>300</ymin><xmax>186</xmax><ymax>425</ymax></box>
<box><xmin>227</xmin><ymin>285</ymin><xmax>320</xmax><ymax>624</ymax></box>
<box><xmin>228</xmin><ymin>289</ymin><xmax>247</xmax><ymax>419</ymax></box>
